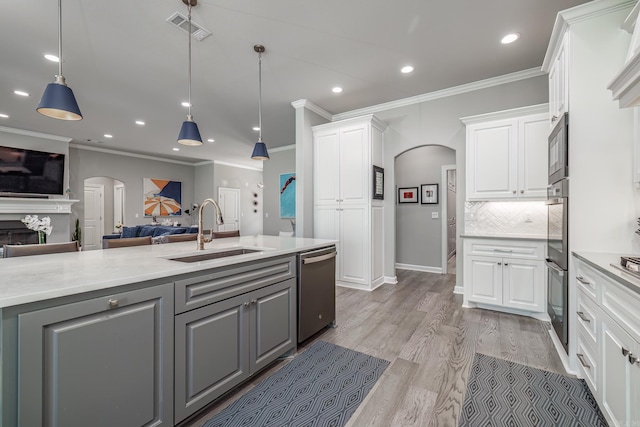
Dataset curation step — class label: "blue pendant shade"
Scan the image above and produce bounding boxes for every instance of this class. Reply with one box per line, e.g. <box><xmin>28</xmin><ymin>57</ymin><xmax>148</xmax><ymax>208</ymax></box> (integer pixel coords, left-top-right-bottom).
<box><xmin>37</xmin><ymin>80</ymin><xmax>82</xmax><ymax>121</ymax></box>
<box><xmin>178</xmin><ymin>116</ymin><xmax>203</xmax><ymax>146</ymax></box>
<box><xmin>251</xmin><ymin>140</ymin><xmax>270</xmax><ymax>160</ymax></box>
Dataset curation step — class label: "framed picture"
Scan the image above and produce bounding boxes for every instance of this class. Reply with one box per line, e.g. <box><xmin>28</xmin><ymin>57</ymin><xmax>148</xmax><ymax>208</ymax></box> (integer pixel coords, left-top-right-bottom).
<box><xmin>398</xmin><ymin>187</ymin><xmax>419</xmax><ymax>203</ymax></box>
<box><xmin>279</xmin><ymin>172</ymin><xmax>296</xmax><ymax>218</ymax></box>
<box><xmin>373</xmin><ymin>166</ymin><xmax>384</xmax><ymax>200</ymax></box>
<box><xmin>421</xmin><ymin>183</ymin><xmax>439</xmax><ymax>204</ymax></box>
<box><xmin>143</xmin><ymin>178</ymin><xmax>182</xmax><ymax>217</ymax></box>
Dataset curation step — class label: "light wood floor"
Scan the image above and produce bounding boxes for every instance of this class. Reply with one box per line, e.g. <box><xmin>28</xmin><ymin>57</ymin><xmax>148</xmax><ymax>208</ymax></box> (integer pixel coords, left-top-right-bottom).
<box><xmin>185</xmin><ymin>269</ymin><xmax>565</xmax><ymax>427</ymax></box>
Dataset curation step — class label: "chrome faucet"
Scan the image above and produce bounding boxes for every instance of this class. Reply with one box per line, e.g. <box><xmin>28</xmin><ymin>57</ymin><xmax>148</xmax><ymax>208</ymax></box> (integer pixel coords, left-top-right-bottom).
<box><xmin>197</xmin><ymin>198</ymin><xmax>224</xmax><ymax>250</ymax></box>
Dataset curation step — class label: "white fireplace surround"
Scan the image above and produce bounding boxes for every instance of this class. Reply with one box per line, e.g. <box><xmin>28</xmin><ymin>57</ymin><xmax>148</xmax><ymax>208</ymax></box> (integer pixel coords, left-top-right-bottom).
<box><xmin>0</xmin><ymin>198</ymin><xmax>79</xmax><ymax>214</ymax></box>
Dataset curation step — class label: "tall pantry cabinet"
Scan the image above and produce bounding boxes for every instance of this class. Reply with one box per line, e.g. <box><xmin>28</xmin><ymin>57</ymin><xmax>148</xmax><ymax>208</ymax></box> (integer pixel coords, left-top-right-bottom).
<box><xmin>313</xmin><ymin>115</ymin><xmax>386</xmax><ymax>291</ymax></box>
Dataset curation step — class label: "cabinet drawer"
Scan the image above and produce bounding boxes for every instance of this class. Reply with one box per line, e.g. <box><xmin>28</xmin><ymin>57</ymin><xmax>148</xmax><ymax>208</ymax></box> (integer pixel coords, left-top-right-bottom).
<box><xmin>575</xmin><ymin>260</ymin><xmax>600</xmax><ymax>302</ymax></box>
<box><xmin>602</xmin><ymin>277</ymin><xmax>640</xmax><ymax>343</ymax></box>
<box><xmin>175</xmin><ymin>256</ymin><xmax>296</xmax><ymax>314</ymax></box>
<box><xmin>464</xmin><ymin>239</ymin><xmax>544</xmax><ymax>260</ymax></box>
<box><xmin>576</xmin><ymin>330</ymin><xmax>599</xmax><ymax>397</ymax></box>
<box><xmin>577</xmin><ymin>289</ymin><xmax>599</xmax><ymax>345</ymax></box>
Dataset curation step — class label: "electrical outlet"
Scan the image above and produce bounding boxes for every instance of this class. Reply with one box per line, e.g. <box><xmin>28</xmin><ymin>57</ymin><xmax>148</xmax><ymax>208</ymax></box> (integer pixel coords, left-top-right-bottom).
<box><xmin>432</xmin><ymin>212</ymin><xmax>439</xmax><ymax>219</ymax></box>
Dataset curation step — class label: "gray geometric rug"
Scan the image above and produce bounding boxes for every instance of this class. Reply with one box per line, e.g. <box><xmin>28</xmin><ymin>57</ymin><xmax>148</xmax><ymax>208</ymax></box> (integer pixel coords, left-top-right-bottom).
<box><xmin>202</xmin><ymin>340</ymin><xmax>390</xmax><ymax>427</ymax></box>
<box><xmin>459</xmin><ymin>353</ymin><xmax>608</xmax><ymax>426</ymax></box>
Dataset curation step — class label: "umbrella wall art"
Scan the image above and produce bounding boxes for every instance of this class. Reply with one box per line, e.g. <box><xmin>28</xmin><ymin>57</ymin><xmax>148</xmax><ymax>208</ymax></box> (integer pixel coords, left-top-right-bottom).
<box><xmin>143</xmin><ymin>178</ymin><xmax>182</xmax><ymax>217</ymax></box>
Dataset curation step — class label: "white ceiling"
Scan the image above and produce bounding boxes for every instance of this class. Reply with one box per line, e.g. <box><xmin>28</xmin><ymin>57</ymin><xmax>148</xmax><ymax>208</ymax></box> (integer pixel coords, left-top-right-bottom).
<box><xmin>0</xmin><ymin>0</ymin><xmax>591</xmax><ymax>168</ymax></box>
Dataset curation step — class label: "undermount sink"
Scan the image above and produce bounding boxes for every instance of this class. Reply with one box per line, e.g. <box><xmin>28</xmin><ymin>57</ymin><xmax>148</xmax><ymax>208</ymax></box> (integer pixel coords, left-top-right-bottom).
<box><xmin>167</xmin><ymin>248</ymin><xmax>262</xmax><ymax>263</ymax></box>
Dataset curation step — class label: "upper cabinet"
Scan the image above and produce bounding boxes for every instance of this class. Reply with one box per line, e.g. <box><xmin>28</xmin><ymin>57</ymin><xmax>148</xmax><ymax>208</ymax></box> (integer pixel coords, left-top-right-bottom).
<box><xmin>462</xmin><ymin>105</ymin><xmax>549</xmax><ymax>201</ymax></box>
<box><xmin>548</xmin><ymin>32</ymin><xmax>569</xmax><ymax>125</ymax></box>
<box><xmin>608</xmin><ymin>1</ymin><xmax>640</xmax><ymax>108</ymax></box>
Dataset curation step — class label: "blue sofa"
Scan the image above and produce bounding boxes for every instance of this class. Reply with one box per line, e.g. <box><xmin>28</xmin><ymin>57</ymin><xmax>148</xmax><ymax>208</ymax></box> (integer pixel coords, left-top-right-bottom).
<box><xmin>103</xmin><ymin>225</ymin><xmax>199</xmax><ymax>245</ymax></box>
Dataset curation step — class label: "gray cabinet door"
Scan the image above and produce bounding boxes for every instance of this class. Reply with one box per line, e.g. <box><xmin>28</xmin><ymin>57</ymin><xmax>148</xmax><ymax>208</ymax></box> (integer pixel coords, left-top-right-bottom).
<box><xmin>18</xmin><ymin>283</ymin><xmax>174</xmax><ymax>427</ymax></box>
<box><xmin>251</xmin><ymin>278</ymin><xmax>296</xmax><ymax>373</ymax></box>
<box><xmin>174</xmin><ymin>292</ymin><xmax>250</xmax><ymax>423</ymax></box>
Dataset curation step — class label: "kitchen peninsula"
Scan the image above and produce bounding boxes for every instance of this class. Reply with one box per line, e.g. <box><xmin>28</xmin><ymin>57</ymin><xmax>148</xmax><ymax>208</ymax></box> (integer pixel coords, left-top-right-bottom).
<box><xmin>0</xmin><ymin>235</ymin><xmax>336</xmax><ymax>427</ymax></box>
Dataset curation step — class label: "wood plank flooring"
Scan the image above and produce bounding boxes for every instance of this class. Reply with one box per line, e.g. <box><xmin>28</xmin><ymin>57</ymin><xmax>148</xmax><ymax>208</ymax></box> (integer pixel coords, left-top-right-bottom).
<box><xmin>184</xmin><ymin>268</ymin><xmax>565</xmax><ymax>427</ymax></box>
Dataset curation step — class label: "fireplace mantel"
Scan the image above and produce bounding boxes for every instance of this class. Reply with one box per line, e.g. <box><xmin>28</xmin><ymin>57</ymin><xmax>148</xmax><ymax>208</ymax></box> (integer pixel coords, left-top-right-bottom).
<box><xmin>0</xmin><ymin>198</ymin><xmax>79</xmax><ymax>214</ymax></box>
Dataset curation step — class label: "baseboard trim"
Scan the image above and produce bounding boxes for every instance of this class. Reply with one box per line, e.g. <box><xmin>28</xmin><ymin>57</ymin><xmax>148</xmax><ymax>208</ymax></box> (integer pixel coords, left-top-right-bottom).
<box><xmin>395</xmin><ymin>263</ymin><xmax>443</xmax><ymax>274</ymax></box>
<box><xmin>384</xmin><ymin>276</ymin><xmax>398</xmax><ymax>285</ymax></box>
<box><xmin>454</xmin><ymin>286</ymin><xmax>464</xmax><ymax>295</ymax></box>
<box><xmin>336</xmin><ymin>281</ymin><xmax>370</xmax><ymax>291</ymax></box>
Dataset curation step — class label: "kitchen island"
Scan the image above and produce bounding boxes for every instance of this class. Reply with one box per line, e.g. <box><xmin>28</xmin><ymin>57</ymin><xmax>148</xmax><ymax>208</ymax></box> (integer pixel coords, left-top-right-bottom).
<box><xmin>0</xmin><ymin>235</ymin><xmax>336</xmax><ymax>427</ymax></box>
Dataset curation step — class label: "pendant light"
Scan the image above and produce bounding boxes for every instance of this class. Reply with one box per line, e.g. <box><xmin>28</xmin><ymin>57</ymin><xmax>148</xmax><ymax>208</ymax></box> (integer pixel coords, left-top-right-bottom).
<box><xmin>251</xmin><ymin>44</ymin><xmax>270</xmax><ymax>160</ymax></box>
<box><xmin>177</xmin><ymin>0</ymin><xmax>203</xmax><ymax>146</ymax></box>
<box><xmin>37</xmin><ymin>0</ymin><xmax>82</xmax><ymax>120</ymax></box>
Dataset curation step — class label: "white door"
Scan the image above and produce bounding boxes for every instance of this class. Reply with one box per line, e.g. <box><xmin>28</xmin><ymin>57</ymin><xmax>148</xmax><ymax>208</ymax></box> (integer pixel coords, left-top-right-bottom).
<box><xmin>468</xmin><ymin>255</ymin><xmax>502</xmax><ymax>305</ymax></box>
<box><xmin>113</xmin><ymin>183</ymin><xmax>125</xmax><ymax>232</ymax></box>
<box><xmin>340</xmin><ymin>205</ymin><xmax>368</xmax><ymax>285</ymax></box>
<box><xmin>313</xmin><ymin>130</ymin><xmax>340</xmax><ymax>205</ymax></box>
<box><xmin>518</xmin><ymin>114</ymin><xmax>548</xmax><ymax>198</ymax></box>
<box><xmin>84</xmin><ymin>184</ymin><xmax>104</xmax><ymax>251</ymax></box>
<box><xmin>601</xmin><ymin>318</ymin><xmax>633</xmax><ymax>426</ymax></box>
<box><xmin>339</xmin><ymin>125</ymin><xmax>368</xmax><ymax>205</ymax></box>
<box><xmin>217</xmin><ymin>187</ymin><xmax>240</xmax><ymax>232</ymax></box>
<box><xmin>314</xmin><ymin>205</ymin><xmax>341</xmax><ymax>279</ymax></box>
<box><xmin>502</xmin><ymin>259</ymin><xmax>544</xmax><ymax>312</ymax></box>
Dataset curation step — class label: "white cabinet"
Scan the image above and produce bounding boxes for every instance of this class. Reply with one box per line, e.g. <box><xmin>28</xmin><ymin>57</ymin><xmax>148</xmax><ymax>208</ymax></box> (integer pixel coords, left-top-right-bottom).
<box><xmin>463</xmin><ymin>107</ymin><xmax>548</xmax><ymax>201</ymax></box>
<box><xmin>313</xmin><ymin>115</ymin><xmax>386</xmax><ymax>290</ymax></box>
<box><xmin>548</xmin><ymin>32</ymin><xmax>569</xmax><ymax>125</ymax></box>
<box><xmin>573</xmin><ymin>256</ymin><xmax>640</xmax><ymax>427</ymax></box>
<box><xmin>463</xmin><ymin>237</ymin><xmax>546</xmax><ymax>318</ymax></box>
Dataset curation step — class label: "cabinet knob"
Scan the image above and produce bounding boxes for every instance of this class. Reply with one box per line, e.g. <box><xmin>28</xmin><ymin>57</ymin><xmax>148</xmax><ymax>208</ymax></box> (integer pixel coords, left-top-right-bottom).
<box><xmin>629</xmin><ymin>354</ymin><xmax>639</xmax><ymax>365</ymax></box>
<box><xmin>497</xmin><ymin>262</ymin><xmax>502</xmax><ymax>266</ymax></box>
<box><xmin>504</xmin><ymin>263</ymin><xmax>509</xmax><ymax>266</ymax></box>
<box><xmin>622</xmin><ymin>347</ymin><xmax>631</xmax><ymax>357</ymax></box>
<box><xmin>520</xmin><ymin>190</ymin><xmax>524</xmax><ymax>194</ymax></box>
<box><xmin>512</xmin><ymin>190</ymin><xmax>516</xmax><ymax>194</ymax></box>
<box><xmin>552</xmin><ymin>115</ymin><xmax>558</xmax><ymax>122</ymax></box>
<box><xmin>244</xmin><ymin>302</ymin><xmax>250</xmax><ymax>307</ymax></box>
<box><xmin>108</xmin><ymin>299</ymin><xmax>119</xmax><ymax>309</ymax></box>
<box><xmin>251</xmin><ymin>299</ymin><xmax>257</xmax><ymax>305</ymax></box>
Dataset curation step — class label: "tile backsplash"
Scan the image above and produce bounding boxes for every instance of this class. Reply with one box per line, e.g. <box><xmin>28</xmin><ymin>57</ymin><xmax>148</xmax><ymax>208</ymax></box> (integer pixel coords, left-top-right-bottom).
<box><xmin>464</xmin><ymin>201</ymin><xmax>547</xmax><ymax>236</ymax></box>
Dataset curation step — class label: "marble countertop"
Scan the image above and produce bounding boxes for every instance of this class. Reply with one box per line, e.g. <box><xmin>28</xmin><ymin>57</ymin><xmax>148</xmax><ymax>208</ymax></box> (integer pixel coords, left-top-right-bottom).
<box><xmin>460</xmin><ymin>233</ymin><xmax>547</xmax><ymax>241</ymax></box>
<box><xmin>573</xmin><ymin>252</ymin><xmax>640</xmax><ymax>295</ymax></box>
<box><xmin>0</xmin><ymin>235</ymin><xmax>336</xmax><ymax>308</ymax></box>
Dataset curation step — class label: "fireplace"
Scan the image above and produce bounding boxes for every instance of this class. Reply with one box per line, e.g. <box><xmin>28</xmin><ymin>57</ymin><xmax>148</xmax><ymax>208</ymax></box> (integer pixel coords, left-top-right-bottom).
<box><xmin>0</xmin><ymin>220</ymin><xmax>38</xmax><ymax>246</ymax></box>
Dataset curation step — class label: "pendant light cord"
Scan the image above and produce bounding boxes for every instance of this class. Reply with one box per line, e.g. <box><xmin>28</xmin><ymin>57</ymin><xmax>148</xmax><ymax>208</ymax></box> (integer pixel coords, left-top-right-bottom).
<box><xmin>57</xmin><ymin>0</ymin><xmax>63</xmax><ymax>78</ymax></box>
<box><xmin>187</xmin><ymin>3</ymin><xmax>193</xmax><ymax>118</ymax></box>
<box><xmin>258</xmin><ymin>50</ymin><xmax>262</xmax><ymax>142</ymax></box>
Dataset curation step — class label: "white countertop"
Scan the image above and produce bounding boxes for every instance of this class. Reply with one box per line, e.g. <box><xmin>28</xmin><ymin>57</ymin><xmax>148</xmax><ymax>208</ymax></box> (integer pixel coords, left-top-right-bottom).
<box><xmin>0</xmin><ymin>235</ymin><xmax>336</xmax><ymax>308</ymax></box>
<box><xmin>573</xmin><ymin>252</ymin><xmax>640</xmax><ymax>295</ymax></box>
<box><xmin>460</xmin><ymin>233</ymin><xmax>547</xmax><ymax>241</ymax></box>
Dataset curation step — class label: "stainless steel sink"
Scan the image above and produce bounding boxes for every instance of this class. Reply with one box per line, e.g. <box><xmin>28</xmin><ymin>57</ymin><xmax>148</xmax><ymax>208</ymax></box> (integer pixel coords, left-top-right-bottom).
<box><xmin>168</xmin><ymin>248</ymin><xmax>261</xmax><ymax>263</ymax></box>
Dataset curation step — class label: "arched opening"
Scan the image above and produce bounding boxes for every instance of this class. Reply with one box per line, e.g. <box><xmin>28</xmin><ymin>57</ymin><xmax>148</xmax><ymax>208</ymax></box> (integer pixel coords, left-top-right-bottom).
<box><xmin>394</xmin><ymin>145</ymin><xmax>456</xmax><ymax>274</ymax></box>
<box><xmin>83</xmin><ymin>177</ymin><xmax>125</xmax><ymax>250</ymax></box>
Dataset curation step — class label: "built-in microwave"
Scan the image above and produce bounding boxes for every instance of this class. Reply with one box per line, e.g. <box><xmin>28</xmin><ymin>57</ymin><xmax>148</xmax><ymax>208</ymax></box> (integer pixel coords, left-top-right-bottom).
<box><xmin>549</xmin><ymin>112</ymin><xmax>569</xmax><ymax>185</ymax></box>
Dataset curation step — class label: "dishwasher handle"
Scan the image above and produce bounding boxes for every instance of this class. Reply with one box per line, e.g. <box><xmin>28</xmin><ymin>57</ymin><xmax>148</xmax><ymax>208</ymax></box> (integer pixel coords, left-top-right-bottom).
<box><xmin>302</xmin><ymin>251</ymin><xmax>337</xmax><ymax>265</ymax></box>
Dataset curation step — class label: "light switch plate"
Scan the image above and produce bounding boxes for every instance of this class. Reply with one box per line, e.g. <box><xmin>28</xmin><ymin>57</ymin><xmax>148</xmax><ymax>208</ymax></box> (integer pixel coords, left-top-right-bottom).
<box><xmin>432</xmin><ymin>212</ymin><xmax>439</xmax><ymax>219</ymax></box>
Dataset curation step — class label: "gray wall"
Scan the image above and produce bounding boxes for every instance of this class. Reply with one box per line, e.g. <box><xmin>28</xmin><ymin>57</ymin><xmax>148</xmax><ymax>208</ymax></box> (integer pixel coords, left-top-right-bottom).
<box><xmin>69</xmin><ymin>147</ymin><xmax>196</xmax><ymax>235</ymax></box>
<box><xmin>262</xmin><ymin>147</ymin><xmax>296</xmax><ymax>236</ymax></box>
<box><xmin>395</xmin><ymin>145</ymin><xmax>455</xmax><ymax>268</ymax></box>
<box><xmin>377</xmin><ymin>74</ymin><xmax>549</xmax><ymax>285</ymax></box>
<box><xmin>212</xmin><ymin>163</ymin><xmax>263</xmax><ymax>236</ymax></box>
<box><xmin>194</xmin><ymin>162</ymin><xmax>215</xmax><ymax>228</ymax></box>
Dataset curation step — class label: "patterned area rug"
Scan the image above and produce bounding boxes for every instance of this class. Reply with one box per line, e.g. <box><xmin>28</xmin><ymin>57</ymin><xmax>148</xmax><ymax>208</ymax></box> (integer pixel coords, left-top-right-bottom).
<box><xmin>202</xmin><ymin>341</ymin><xmax>390</xmax><ymax>427</ymax></box>
<box><xmin>459</xmin><ymin>353</ymin><xmax>608</xmax><ymax>426</ymax></box>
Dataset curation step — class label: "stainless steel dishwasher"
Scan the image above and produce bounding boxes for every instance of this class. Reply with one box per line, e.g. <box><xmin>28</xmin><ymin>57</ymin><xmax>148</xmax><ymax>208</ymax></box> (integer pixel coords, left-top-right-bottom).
<box><xmin>297</xmin><ymin>246</ymin><xmax>337</xmax><ymax>343</ymax></box>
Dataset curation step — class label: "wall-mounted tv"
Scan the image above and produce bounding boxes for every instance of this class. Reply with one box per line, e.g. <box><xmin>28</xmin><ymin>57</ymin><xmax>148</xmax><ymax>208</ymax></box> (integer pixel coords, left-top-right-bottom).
<box><xmin>0</xmin><ymin>145</ymin><xmax>65</xmax><ymax>196</ymax></box>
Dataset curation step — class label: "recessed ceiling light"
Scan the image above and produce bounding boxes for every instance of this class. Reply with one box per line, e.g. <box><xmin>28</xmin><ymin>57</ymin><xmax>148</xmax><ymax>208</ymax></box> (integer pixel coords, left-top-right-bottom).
<box><xmin>173</xmin><ymin>147</ymin><xmax>180</xmax><ymax>151</ymax></box>
<box><xmin>401</xmin><ymin>65</ymin><xmax>414</xmax><ymax>74</ymax></box>
<box><xmin>207</xmin><ymin>138</ymin><xmax>214</xmax><ymax>142</ymax></box>
<box><xmin>0</xmin><ymin>113</ymin><xmax>8</xmax><ymax>118</ymax></box>
<box><xmin>501</xmin><ymin>33</ymin><xmax>520</xmax><ymax>44</ymax></box>
<box><xmin>44</xmin><ymin>54</ymin><xmax>59</xmax><ymax>62</ymax></box>
<box><xmin>14</xmin><ymin>90</ymin><xmax>29</xmax><ymax>97</ymax></box>
<box><xmin>104</xmin><ymin>134</ymin><xmax>113</xmax><ymax>138</ymax></box>
<box><xmin>332</xmin><ymin>87</ymin><xmax>343</xmax><ymax>93</ymax></box>
<box><xmin>135</xmin><ymin>120</ymin><xmax>146</xmax><ymax>126</ymax></box>
<box><xmin>253</xmin><ymin>126</ymin><xmax>260</xmax><ymax>131</ymax></box>
<box><xmin>181</xmin><ymin>101</ymin><xmax>191</xmax><ymax>107</ymax></box>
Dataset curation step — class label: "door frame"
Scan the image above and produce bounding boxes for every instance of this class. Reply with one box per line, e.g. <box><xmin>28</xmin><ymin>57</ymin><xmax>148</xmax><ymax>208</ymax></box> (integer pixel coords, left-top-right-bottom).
<box><xmin>441</xmin><ymin>164</ymin><xmax>456</xmax><ymax>274</ymax></box>
<box><xmin>84</xmin><ymin>183</ymin><xmax>104</xmax><ymax>250</ymax></box>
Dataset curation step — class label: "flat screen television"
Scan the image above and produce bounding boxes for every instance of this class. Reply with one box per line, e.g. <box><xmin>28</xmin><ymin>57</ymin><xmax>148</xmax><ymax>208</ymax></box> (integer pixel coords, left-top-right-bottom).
<box><xmin>0</xmin><ymin>145</ymin><xmax>65</xmax><ymax>196</ymax></box>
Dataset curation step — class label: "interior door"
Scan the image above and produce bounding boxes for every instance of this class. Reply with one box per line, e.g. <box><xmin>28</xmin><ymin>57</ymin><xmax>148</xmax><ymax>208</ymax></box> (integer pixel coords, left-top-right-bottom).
<box><xmin>84</xmin><ymin>184</ymin><xmax>104</xmax><ymax>251</ymax></box>
<box><xmin>218</xmin><ymin>187</ymin><xmax>240</xmax><ymax>232</ymax></box>
<box><xmin>113</xmin><ymin>183</ymin><xmax>125</xmax><ymax>232</ymax></box>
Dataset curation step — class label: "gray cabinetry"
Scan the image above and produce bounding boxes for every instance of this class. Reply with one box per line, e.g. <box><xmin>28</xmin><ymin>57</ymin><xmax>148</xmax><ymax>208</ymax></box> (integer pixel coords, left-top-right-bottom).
<box><xmin>174</xmin><ymin>257</ymin><xmax>296</xmax><ymax>423</ymax></box>
<box><xmin>17</xmin><ymin>283</ymin><xmax>174</xmax><ymax>427</ymax></box>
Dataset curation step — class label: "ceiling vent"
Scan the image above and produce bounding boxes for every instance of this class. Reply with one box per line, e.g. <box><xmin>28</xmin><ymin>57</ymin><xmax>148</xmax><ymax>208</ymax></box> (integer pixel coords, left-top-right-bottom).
<box><xmin>166</xmin><ymin>12</ymin><xmax>211</xmax><ymax>41</ymax></box>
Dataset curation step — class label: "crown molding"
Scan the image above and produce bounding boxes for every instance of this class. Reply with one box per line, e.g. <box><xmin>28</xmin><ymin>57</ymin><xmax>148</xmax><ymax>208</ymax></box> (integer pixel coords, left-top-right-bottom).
<box><xmin>213</xmin><ymin>160</ymin><xmax>263</xmax><ymax>171</ymax></box>
<box><xmin>69</xmin><ymin>143</ymin><xmax>197</xmax><ymax>166</ymax></box>
<box><xmin>332</xmin><ymin>68</ymin><xmax>545</xmax><ymax>121</ymax></box>
<box><xmin>0</xmin><ymin>126</ymin><xmax>72</xmax><ymax>143</ymax></box>
<box><xmin>269</xmin><ymin>144</ymin><xmax>295</xmax><ymax>153</ymax></box>
<box><xmin>460</xmin><ymin>103</ymin><xmax>549</xmax><ymax>125</ymax></box>
<box><xmin>291</xmin><ymin>99</ymin><xmax>333</xmax><ymax>120</ymax></box>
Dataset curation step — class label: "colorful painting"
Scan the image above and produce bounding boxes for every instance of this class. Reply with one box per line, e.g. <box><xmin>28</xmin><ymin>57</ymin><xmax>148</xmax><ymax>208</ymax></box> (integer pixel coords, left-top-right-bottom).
<box><xmin>143</xmin><ymin>178</ymin><xmax>182</xmax><ymax>217</ymax></box>
<box><xmin>279</xmin><ymin>173</ymin><xmax>296</xmax><ymax>219</ymax></box>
